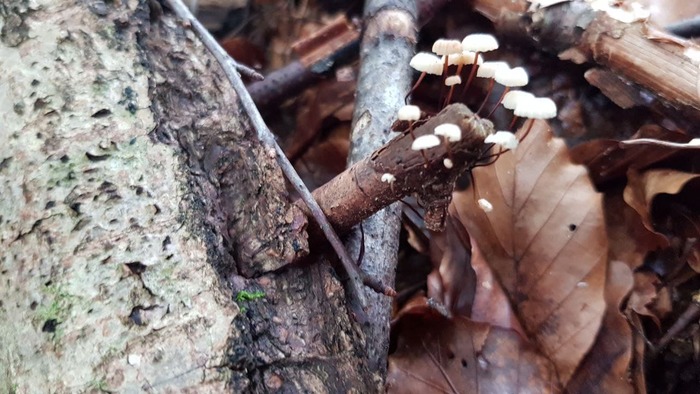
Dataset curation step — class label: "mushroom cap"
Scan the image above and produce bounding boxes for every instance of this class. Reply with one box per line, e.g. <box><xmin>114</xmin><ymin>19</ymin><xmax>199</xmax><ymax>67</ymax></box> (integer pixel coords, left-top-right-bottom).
<box><xmin>432</xmin><ymin>39</ymin><xmax>463</xmax><ymax>56</ymax></box>
<box><xmin>478</xmin><ymin>198</ymin><xmax>494</xmax><ymax>212</ymax></box>
<box><xmin>462</xmin><ymin>33</ymin><xmax>499</xmax><ymax>52</ymax></box>
<box><xmin>443</xmin><ymin>158</ymin><xmax>454</xmax><ymax>169</ymax></box>
<box><xmin>444</xmin><ymin>75</ymin><xmax>462</xmax><ymax>86</ymax></box>
<box><xmin>485</xmin><ymin>130</ymin><xmax>519</xmax><ymax>150</ymax></box>
<box><xmin>514</xmin><ymin>97</ymin><xmax>557</xmax><ymax>119</ymax></box>
<box><xmin>494</xmin><ymin>66</ymin><xmax>529</xmax><ymax>87</ymax></box>
<box><xmin>381</xmin><ymin>173</ymin><xmax>396</xmax><ymax>183</ymax></box>
<box><xmin>411</xmin><ymin>134</ymin><xmax>442</xmax><ymax>150</ymax></box>
<box><xmin>446</xmin><ymin>51</ymin><xmax>482</xmax><ymax>66</ymax></box>
<box><xmin>434</xmin><ymin>123</ymin><xmax>462</xmax><ymax>142</ymax></box>
<box><xmin>502</xmin><ymin>90</ymin><xmax>535</xmax><ymax>110</ymax></box>
<box><xmin>410</xmin><ymin>52</ymin><xmax>444</xmax><ymax>75</ymax></box>
<box><xmin>397</xmin><ymin>105</ymin><xmax>421</xmax><ymax>121</ymax></box>
<box><xmin>476</xmin><ymin>61</ymin><xmax>510</xmax><ymax>79</ymax></box>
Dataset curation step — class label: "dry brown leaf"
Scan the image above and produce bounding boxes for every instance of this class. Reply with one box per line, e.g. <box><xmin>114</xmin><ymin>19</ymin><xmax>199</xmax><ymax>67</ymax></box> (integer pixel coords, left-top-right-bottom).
<box><xmin>388</xmin><ymin>298</ymin><xmax>559</xmax><ymax>394</ymax></box>
<box><xmin>628</xmin><ymin>270</ymin><xmax>665</xmax><ymax>327</ymax></box>
<box><xmin>566</xmin><ymin>260</ymin><xmax>636</xmax><ymax>393</ymax></box>
<box><xmin>453</xmin><ymin>119</ymin><xmax>607</xmax><ymax>385</ymax></box>
<box><xmin>605</xmin><ymin>190</ymin><xmax>669</xmax><ymax>263</ymax></box>
<box><xmin>623</xmin><ymin>168</ymin><xmax>700</xmax><ymax>238</ymax></box>
<box><xmin>427</xmin><ymin>208</ymin><xmax>476</xmax><ymax>316</ymax></box>
<box><xmin>471</xmin><ymin>240</ymin><xmax>526</xmax><ymax>336</ymax></box>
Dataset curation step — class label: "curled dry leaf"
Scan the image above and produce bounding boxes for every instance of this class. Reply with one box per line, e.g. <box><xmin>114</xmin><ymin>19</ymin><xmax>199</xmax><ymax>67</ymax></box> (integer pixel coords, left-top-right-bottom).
<box><xmin>453</xmin><ymin>119</ymin><xmax>607</xmax><ymax>385</ymax></box>
<box><xmin>388</xmin><ymin>297</ymin><xmax>559</xmax><ymax>394</ymax></box>
<box><xmin>623</xmin><ymin>168</ymin><xmax>700</xmax><ymax>239</ymax></box>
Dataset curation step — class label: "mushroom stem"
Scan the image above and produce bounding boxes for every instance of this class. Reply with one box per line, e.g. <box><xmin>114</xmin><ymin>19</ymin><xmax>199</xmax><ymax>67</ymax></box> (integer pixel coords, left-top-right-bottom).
<box><xmin>519</xmin><ymin>118</ymin><xmax>536</xmax><ymax>142</ymax></box>
<box><xmin>508</xmin><ymin>115</ymin><xmax>519</xmax><ymax>131</ymax></box>
<box><xmin>439</xmin><ymin>56</ymin><xmax>450</xmax><ymax>107</ymax></box>
<box><xmin>476</xmin><ymin>79</ymin><xmax>496</xmax><ymax>115</ymax></box>
<box><xmin>407</xmin><ymin>122</ymin><xmax>417</xmax><ymax>140</ymax></box>
<box><xmin>460</xmin><ymin>52</ymin><xmax>481</xmax><ymax>98</ymax></box>
<box><xmin>444</xmin><ymin>85</ymin><xmax>457</xmax><ymax>107</ymax></box>
<box><xmin>405</xmin><ymin>71</ymin><xmax>427</xmax><ymax>104</ymax></box>
<box><xmin>486</xmin><ymin>86</ymin><xmax>510</xmax><ymax>118</ymax></box>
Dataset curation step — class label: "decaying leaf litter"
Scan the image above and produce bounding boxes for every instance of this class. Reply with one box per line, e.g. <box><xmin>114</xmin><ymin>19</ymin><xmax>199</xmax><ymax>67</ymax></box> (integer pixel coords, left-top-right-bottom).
<box><xmin>200</xmin><ymin>0</ymin><xmax>700</xmax><ymax>391</ymax></box>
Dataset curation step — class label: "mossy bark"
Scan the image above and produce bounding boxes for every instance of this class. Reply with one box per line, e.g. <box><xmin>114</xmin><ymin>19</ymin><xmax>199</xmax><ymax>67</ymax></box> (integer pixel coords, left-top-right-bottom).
<box><xmin>0</xmin><ymin>0</ymin><xmax>377</xmax><ymax>392</ymax></box>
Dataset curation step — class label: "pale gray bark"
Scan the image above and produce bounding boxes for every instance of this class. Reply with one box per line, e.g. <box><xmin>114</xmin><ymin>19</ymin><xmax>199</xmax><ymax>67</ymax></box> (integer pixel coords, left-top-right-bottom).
<box><xmin>0</xmin><ymin>0</ymin><xmax>377</xmax><ymax>392</ymax></box>
<box><xmin>347</xmin><ymin>0</ymin><xmax>417</xmax><ymax>376</ymax></box>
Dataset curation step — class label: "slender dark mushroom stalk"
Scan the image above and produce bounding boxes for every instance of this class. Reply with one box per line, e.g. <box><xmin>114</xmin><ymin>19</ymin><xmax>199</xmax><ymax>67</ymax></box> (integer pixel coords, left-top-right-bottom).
<box><xmin>451</xmin><ymin>51</ymin><xmax>478</xmax><ymax>78</ymax></box>
<box><xmin>501</xmin><ymin>90</ymin><xmax>534</xmax><ymax>130</ymax></box>
<box><xmin>443</xmin><ymin>75</ymin><xmax>462</xmax><ymax>106</ymax></box>
<box><xmin>513</xmin><ymin>97</ymin><xmax>558</xmax><ymax>141</ymax></box>
<box><xmin>432</xmin><ymin>39</ymin><xmax>463</xmax><ymax>104</ymax></box>
<box><xmin>486</xmin><ymin>66</ymin><xmax>529</xmax><ymax>118</ymax></box>
<box><xmin>433</xmin><ymin>123</ymin><xmax>462</xmax><ymax>168</ymax></box>
<box><xmin>411</xmin><ymin>134</ymin><xmax>442</xmax><ymax>167</ymax></box>
<box><xmin>474</xmin><ymin>61</ymin><xmax>510</xmax><ymax>115</ymax></box>
<box><xmin>406</xmin><ymin>52</ymin><xmax>443</xmax><ymax>103</ymax></box>
<box><xmin>460</xmin><ymin>33</ymin><xmax>499</xmax><ymax>98</ymax></box>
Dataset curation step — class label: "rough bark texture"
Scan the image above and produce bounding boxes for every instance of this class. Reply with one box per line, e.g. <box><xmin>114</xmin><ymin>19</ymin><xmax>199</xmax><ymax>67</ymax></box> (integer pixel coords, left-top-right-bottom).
<box><xmin>0</xmin><ymin>0</ymin><xmax>377</xmax><ymax>392</ymax></box>
<box><xmin>346</xmin><ymin>0</ymin><xmax>417</xmax><ymax>376</ymax></box>
<box><xmin>299</xmin><ymin>104</ymin><xmax>491</xmax><ymax>235</ymax></box>
<box><xmin>472</xmin><ymin>0</ymin><xmax>700</xmax><ymax>125</ymax></box>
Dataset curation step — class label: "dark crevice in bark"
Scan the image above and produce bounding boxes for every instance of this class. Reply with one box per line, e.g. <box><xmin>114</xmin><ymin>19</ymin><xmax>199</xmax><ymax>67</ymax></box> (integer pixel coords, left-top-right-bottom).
<box><xmin>128</xmin><ymin>1</ymin><xmax>379</xmax><ymax>391</ymax></box>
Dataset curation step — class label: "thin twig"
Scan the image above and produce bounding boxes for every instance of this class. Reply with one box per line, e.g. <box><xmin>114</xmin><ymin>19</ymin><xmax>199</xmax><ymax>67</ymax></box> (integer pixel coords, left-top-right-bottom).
<box><xmin>164</xmin><ymin>0</ymin><xmax>383</xmax><ymax>321</ymax></box>
<box><xmin>654</xmin><ymin>294</ymin><xmax>700</xmax><ymax>353</ymax></box>
<box><xmin>619</xmin><ymin>138</ymin><xmax>700</xmax><ymax>149</ymax></box>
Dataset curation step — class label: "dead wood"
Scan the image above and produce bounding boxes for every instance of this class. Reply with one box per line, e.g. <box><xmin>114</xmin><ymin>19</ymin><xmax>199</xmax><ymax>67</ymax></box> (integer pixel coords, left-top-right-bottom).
<box><xmin>345</xmin><ymin>0</ymin><xmax>418</xmax><ymax>376</ymax></box>
<box><xmin>471</xmin><ymin>0</ymin><xmax>700</xmax><ymax>124</ymax></box>
<box><xmin>297</xmin><ymin>104</ymin><xmax>491</xmax><ymax>242</ymax></box>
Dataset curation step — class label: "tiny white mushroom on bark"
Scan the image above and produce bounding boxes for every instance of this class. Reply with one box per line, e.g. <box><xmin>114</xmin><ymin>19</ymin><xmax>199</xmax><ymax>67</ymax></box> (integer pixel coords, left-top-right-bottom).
<box><xmin>485</xmin><ymin>131</ymin><xmax>519</xmax><ymax>150</ymax></box>
<box><xmin>461</xmin><ymin>34</ymin><xmax>499</xmax><ymax>97</ymax></box>
<box><xmin>476</xmin><ymin>62</ymin><xmax>511</xmax><ymax>114</ymax></box>
<box><xmin>398</xmin><ymin>104</ymin><xmax>422</xmax><ymax>140</ymax></box>
<box><xmin>381</xmin><ymin>173</ymin><xmax>396</xmax><ymax>183</ymax></box>
<box><xmin>486</xmin><ymin>67</ymin><xmax>530</xmax><ymax>117</ymax></box>
<box><xmin>411</xmin><ymin>134</ymin><xmax>441</xmax><ymax>150</ymax></box>
<box><xmin>514</xmin><ymin>97</ymin><xmax>557</xmax><ymax>141</ymax></box>
<box><xmin>408</xmin><ymin>52</ymin><xmax>443</xmax><ymax>100</ymax></box>
<box><xmin>443</xmin><ymin>158</ymin><xmax>454</xmax><ymax>169</ymax></box>
<box><xmin>434</xmin><ymin>123</ymin><xmax>461</xmax><ymax>142</ymax></box>
<box><xmin>478</xmin><ymin>198</ymin><xmax>493</xmax><ymax>212</ymax></box>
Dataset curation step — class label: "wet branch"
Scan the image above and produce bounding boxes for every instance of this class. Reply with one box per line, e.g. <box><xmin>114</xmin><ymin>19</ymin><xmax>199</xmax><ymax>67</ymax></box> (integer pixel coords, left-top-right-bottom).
<box><xmin>471</xmin><ymin>0</ymin><xmax>700</xmax><ymax>122</ymax></box>
<box><xmin>297</xmin><ymin>104</ymin><xmax>491</xmax><ymax>251</ymax></box>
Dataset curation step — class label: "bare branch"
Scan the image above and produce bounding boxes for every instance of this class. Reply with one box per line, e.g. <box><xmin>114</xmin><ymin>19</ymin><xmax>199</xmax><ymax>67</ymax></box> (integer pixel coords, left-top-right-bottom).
<box><xmin>163</xmin><ymin>0</ymin><xmax>372</xmax><ymax>321</ymax></box>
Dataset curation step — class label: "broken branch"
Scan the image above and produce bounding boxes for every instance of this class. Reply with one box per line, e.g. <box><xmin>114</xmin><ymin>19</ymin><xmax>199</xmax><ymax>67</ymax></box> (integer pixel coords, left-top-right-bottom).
<box><xmin>471</xmin><ymin>0</ymin><xmax>700</xmax><ymax>122</ymax></box>
<box><xmin>296</xmin><ymin>104</ymin><xmax>491</xmax><ymax>234</ymax></box>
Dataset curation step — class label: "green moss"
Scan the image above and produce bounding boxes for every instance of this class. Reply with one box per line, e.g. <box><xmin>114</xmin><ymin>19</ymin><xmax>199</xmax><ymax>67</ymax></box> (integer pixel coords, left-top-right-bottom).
<box><xmin>235</xmin><ymin>290</ymin><xmax>265</xmax><ymax>303</ymax></box>
<box><xmin>235</xmin><ymin>290</ymin><xmax>266</xmax><ymax>313</ymax></box>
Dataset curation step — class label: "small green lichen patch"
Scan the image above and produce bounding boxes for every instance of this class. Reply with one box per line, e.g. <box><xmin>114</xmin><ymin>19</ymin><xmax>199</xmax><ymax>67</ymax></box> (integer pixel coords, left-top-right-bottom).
<box><xmin>235</xmin><ymin>290</ymin><xmax>266</xmax><ymax>303</ymax></box>
<box><xmin>235</xmin><ymin>290</ymin><xmax>266</xmax><ymax>313</ymax></box>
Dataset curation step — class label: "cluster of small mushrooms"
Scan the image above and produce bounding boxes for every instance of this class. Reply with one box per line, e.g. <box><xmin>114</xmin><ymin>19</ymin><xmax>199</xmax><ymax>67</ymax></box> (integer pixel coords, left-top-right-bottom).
<box><xmin>383</xmin><ymin>33</ymin><xmax>559</xmax><ymax>212</ymax></box>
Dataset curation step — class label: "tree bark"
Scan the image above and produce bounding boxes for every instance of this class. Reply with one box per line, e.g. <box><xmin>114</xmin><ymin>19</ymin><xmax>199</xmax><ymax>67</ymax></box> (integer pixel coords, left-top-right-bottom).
<box><xmin>0</xmin><ymin>0</ymin><xmax>377</xmax><ymax>392</ymax></box>
<box><xmin>346</xmin><ymin>0</ymin><xmax>417</xmax><ymax>376</ymax></box>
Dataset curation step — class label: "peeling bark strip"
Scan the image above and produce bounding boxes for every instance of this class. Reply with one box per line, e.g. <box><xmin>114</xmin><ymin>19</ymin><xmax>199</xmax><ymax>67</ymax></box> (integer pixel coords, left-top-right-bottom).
<box><xmin>346</xmin><ymin>0</ymin><xmax>418</xmax><ymax>376</ymax></box>
<box><xmin>471</xmin><ymin>0</ymin><xmax>700</xmax><ymax>121</ymax></box>
<box><xmin>301</xmin><ymin>104</ymin><xmax>491</xmax><ymax>234</ymax></box>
